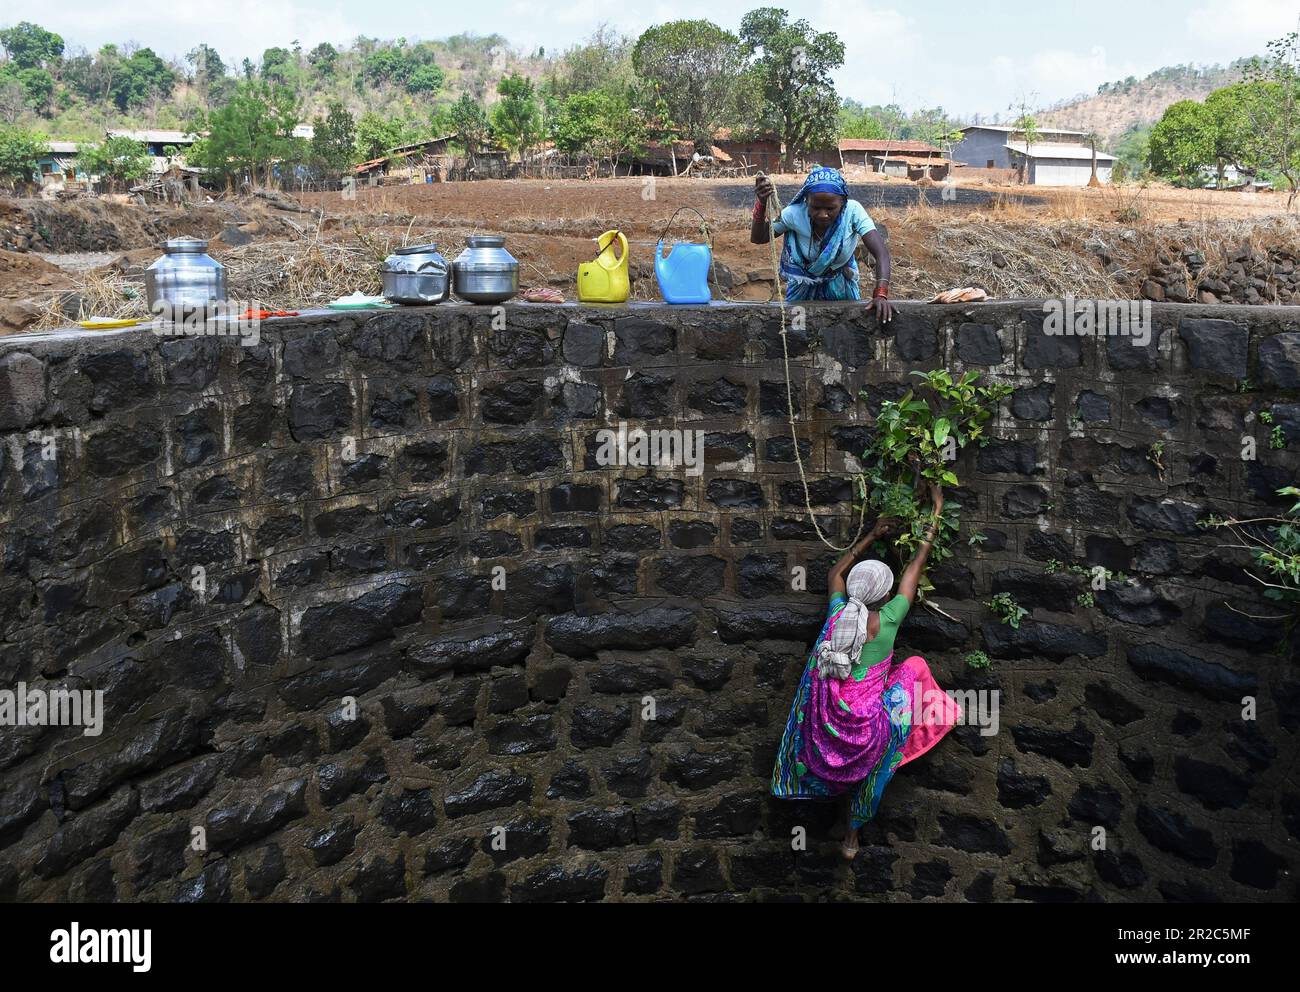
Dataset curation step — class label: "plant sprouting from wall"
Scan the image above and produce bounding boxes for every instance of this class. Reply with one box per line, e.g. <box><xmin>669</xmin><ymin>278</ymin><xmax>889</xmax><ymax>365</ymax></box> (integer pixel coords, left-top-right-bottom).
<box><xmin>857</xmin><ymin>370</ymin><xmax>1012</xmax><ymax>583</ymax></box>
<box><xmin>1201</xmin><ymin>485</ymin><xmax>1300</xmax><ymax>641</ymax></box>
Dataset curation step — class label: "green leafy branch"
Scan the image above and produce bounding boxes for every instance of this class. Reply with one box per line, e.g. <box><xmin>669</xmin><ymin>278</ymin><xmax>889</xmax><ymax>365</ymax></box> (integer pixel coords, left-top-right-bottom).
<box><xmin>857</xmin><ymin>370</ymin><xmax>1012</xmax><ymax>581</ymax></box>
<box><xmin>1199</xmin><ymin>485</ymin><xmax>1300</xmax><ymax>637</ymax></box>
<box><xmin>987</xmin><ymin>592</ymin><xmax>1028</xmax><ymax>628</ymax></box>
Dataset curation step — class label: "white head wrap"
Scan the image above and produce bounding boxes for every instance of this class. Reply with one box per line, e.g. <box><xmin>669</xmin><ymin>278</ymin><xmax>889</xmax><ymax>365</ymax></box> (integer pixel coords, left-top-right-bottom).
<box><xmin>815</xmin><ymin>560</ymin><xmax>895</xmax><ymax>680</ymax></box>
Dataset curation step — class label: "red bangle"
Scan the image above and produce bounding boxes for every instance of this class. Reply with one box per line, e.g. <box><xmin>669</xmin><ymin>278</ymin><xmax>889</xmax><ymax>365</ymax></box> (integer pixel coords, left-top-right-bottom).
<box><xmin>872</xmin><ymin>285</ymin><xmax>889</xmax><ymax>299</ymax></box>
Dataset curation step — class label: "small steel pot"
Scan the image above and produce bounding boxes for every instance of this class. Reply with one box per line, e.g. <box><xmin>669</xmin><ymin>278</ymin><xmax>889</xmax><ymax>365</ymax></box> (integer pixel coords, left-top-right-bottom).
<box><xmin>380</xmin><ymin>242</ymin><xmax>451</xmax><ymax>304</ymax></box>
<box><xmin>453</xmin><ymin>235</ymin><xmax>519</xmax><ymax>304</ymax></box>
<box><xmin>145</xmin><ymin>236</ymin><xmax>227</xmax><ymax>322</ymax></box>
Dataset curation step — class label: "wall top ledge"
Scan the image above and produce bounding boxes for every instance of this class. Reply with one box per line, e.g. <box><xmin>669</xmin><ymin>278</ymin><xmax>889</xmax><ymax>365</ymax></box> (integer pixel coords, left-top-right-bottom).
<box><xmin>3</xmin><ymin>298</ymin><xmax>1298</xmax><ymax>358</ymax></box>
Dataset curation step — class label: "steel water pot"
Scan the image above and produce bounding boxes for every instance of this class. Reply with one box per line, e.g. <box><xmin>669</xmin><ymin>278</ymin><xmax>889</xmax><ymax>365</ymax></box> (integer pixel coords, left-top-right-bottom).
<box><xmin>380</xmin><ymin>242</ymin><xmax>451</xmax><ymax>304</ymax></box>
<box><xmin>453</xmin><ymin>235</ymin><xmax>519</xmax><ymax>304</ymax></box>
<box><xmin>144</xmin><ymin>237</ymin><xmax>227</xmax><ymax>321</ymax></box>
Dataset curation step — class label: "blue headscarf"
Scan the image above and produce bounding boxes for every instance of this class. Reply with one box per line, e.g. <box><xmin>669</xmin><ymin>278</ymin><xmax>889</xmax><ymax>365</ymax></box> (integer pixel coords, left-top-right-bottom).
<box><xmin>790</xmin><ymin>164</ymin><xmax>850</xmax><ymax>205</ymax></box>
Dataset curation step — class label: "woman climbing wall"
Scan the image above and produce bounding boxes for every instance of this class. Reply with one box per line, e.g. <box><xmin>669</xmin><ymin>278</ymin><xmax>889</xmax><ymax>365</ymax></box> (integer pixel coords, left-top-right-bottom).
<box><xmin>750</xmin><ymin>164</ymin><xmax>892</xmax><ymax>319</ymax></box>
<box><xmin>770</xmin><ymin>479</ymin><xmax>963</xmax><ymax>860</ymax></box>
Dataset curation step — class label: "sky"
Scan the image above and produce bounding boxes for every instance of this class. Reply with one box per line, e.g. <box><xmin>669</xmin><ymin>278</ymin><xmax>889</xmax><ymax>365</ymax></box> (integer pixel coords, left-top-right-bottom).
<box><xmin>9</xmin><ymin>0</ymin><xmax>1300</xmax><ymax>118</ymax></box>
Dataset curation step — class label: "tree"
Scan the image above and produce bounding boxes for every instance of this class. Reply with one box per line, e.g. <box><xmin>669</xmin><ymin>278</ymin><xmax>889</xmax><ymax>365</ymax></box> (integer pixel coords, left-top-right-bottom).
<box><xmin>0</xmin><ymin>124</ymin><xmax>48</xmax><ymax>189</ymax></box>
<box><xmin>839</xmin><ymin>100</ymin><xmax>888</xmax><ymax>140</ymax></box>
<box><xmin>0</xmin><ymin>79</ymin><xmax>25</xmax><ymax>124</ymax></box>
<box><xmin>189</xmin><ymin>80</ymin><xmax>303</xmax><ymax>187</ymax></box>
<box><xmin>1241</xmin><ymin>33</ymin><xmax>1300</xmax><ymax>207</ymax></box>
<box><xmin>187</xmin><ymin>44</ymin><xmax>225</xmax><ymax>86</ymax></box>
<box><xmin>109</xmin><ymin>47</ymin><xmax>177</xmax><ymax>111</ymax></box>
<box><xmin>1009</xmin><ymin>95</ymin><xmax>1040</xmax><ymax>185</ymax></box>
<box><xmin>308</xmin><ymin>42</ymin><xmax>338</xmax><ymax>77</ymax></box>
<box><xmin>406</xmin><ymin>64</ymin><xmax>444</xmax><ymax>95</ymax></box>
<box><xmin>1113</xmin><ymin>125</ymin><xmax>1152</xmax><ymax>180</ymax></box>
<box><xmin>1149</xmin><ymin>99</ymin><xmax>1215</xmax><ymax>184</ymax></box>
<box><xmin>739</xmin><ymin>7</ymin><xmax>845</xmax><ymax>171</ymax></box>
<box><xmin>79</xmin><ymin>136</ymin><xmax>151</xmax><ymax>189</ymax></box>
<box><xmin>311</xmin><ymin>101</ymin><xmax>356</xmax><ymax>172</ymax></box>
<box><xmin>62</xmin><ymin>44</ymin><xmax>121</xmax><ymax>103</ymax></box>
<box><xmin>551</xmin><ymin>89</ymin><xmax>646</xmax><ymax>166</ymax></box>
<box><xmin>1085</xmin><ymin>131</ymin><xmax>1101</xmax><ymax>187</ymax></box>
<box><xmin>449</xmin><ymin>93</ymin><xmax>491</xmax><ymax>154</ymax></box>
<box><xmin>491</xmin><ymin>72</ymin><xmax>541</xmax><ymax>159</ymax></box>
<box><xmin>185</xmin><ymin>44</ymin><xmax>226</xmax><ymax>110</ymax></box>
<box><xmin>1204</xmin><ymin>83</ymin><xmax>1250</xmax><ymax>185</ymax></box>
<box><xmin>354</xmin><ymin>111</ymin><xmax>406</xmax><ymax>160</ymax></box>
<box><xmin>428</xmin><ymin>105</ymin><xmax>455</xmax><ymax>138</ymax></box>
<box><xmin>0</xmin><ymin>65</ymin><xmax>55</xmax><ymax>113</ymax></box>
<box><xmin>261</xmin><ymin>47</ymin><xmax>294</xmax><ymax>85</ymax></box>
<box><xmin>0</xmin><ymin>22</ymin><xmax>64</xmax><ymax>70</ymax></box>
<box><xmin>632</xmin><ymin>20</ymin><xmax>747</xmax><ymax>149</ymax></box>
<box><xmin>548</xmin><ymin>24</ymin><xmax>636</xmax><ymax>99</ymax></box>
<box><xmin>364</xmin><ymin>46</ymin><xmax>415</xmax><ymax>87</ymax></box>
<box><xmin>907</xmin><ymin>106</ymin><xmax>964</xmax><ymax>155</ymax></box>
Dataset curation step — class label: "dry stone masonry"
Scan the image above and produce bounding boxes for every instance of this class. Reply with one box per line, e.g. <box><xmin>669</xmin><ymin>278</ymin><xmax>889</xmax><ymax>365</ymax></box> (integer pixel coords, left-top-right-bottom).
<box><xmin>0</xmin><ymin>300</ymin><xmax>1297</xmax><ymax>903</ymax></box>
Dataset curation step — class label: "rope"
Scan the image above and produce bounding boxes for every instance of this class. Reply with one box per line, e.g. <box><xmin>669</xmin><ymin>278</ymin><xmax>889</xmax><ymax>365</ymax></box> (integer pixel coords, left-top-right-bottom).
<box><xmin>761</xmin><ymin>182</ymin><xmax>869</xmax><ymax>553</ymax></box>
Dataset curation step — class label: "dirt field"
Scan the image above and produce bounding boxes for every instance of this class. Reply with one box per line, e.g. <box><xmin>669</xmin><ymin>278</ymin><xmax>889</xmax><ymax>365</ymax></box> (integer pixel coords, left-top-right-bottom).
<box><xmin>1</xmin><ymin>169</ymin><xmax>1295</xmax><ymax>331</ymax></box>
<box><xmin>297</xmin><ymin>170</ymin><xmax>1297</xmax><ymax>301</ymax></box>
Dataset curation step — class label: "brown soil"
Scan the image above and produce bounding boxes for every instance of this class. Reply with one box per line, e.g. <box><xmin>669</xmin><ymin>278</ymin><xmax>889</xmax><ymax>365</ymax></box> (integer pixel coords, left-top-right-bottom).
<box><xmin>0</xmin><ymin>249</ymin><xmax>73</xmax><ymax>299</ymax></box>
<box><xmin>1</xmin><ymin>172</ymin><xmax>1296</xmax><ymax>329</ymax></box>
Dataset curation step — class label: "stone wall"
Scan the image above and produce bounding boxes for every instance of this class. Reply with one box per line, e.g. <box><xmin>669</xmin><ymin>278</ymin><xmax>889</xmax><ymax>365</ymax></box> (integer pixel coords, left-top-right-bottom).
<box><xmin>1141</xmin><ymin>242</ymin><xmax>1300</xmax><ymax>306</ymax></box>
<box><xmin>0</xmin><ymin>299</ymin><xmax>1297</xmax><ymax>903</ymax></box>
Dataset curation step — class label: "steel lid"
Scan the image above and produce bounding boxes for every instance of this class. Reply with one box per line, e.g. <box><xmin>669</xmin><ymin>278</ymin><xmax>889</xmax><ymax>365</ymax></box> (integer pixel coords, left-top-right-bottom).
<box><xmin>466</xmin><ymin>235</ymin><xmax>506</xmax><ymax>248</ymax></box>
<box><xmin>163</xmin><ymin>237</ymin><xmax>208</xmax><ymax>252</ymax></box>
<box><xmin>394</xmin><ymin>241</ymin><xmax>443</xmax><ymax>255</ymax></box>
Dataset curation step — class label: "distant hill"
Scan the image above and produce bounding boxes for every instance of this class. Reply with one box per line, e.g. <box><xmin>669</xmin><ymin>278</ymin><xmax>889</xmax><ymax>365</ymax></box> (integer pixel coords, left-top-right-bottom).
<box><xmin>1039</xmin><ymin>59</ymin><xmax>1253</xmax><ymax>146</ymax></box>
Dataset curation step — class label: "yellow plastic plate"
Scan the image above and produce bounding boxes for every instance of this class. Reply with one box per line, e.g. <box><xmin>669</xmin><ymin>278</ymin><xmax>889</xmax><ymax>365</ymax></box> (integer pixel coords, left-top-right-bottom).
<box><xmin>78</xmin><ymin>317</ymin><xmax>142</xmax><ymax>329</ymax></box>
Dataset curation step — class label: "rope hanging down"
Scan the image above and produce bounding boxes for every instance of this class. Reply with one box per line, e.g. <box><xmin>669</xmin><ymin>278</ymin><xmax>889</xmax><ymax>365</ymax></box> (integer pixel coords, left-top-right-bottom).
<box><xmin>761</xmin><ymin>183</ymin><xmax>869</xmax><ymax>554</ymax></box>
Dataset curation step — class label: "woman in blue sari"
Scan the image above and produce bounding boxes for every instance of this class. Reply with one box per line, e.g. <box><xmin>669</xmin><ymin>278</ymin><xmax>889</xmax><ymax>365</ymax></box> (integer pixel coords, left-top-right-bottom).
<box><xmin>750</xmin><ymin>165</ymin><xmax>893</xmax><ymax>322</ymax></box>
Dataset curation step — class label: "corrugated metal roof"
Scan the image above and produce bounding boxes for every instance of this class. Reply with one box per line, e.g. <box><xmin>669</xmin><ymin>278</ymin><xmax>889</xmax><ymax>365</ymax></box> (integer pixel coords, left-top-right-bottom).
<box><xmin>965</xmin><ymin>124</ymin><xmax>1084</xmax><ymax>135</ymax></box>
<box><xmin>871</xmin><ymin>154</ymin><xmax>954</xmax><ymax>166</ymax></box>
<box><xmin>47</xmin><ymin>141</ymin><xmax>80</xmax><ymax>154</ymax></box>
<box><xmin>1004</xmin><ymin>142</ymin><xmax>1115</xmax><ymax>161</ymax></box>
<box><xmin>107</xmin><ymin>129</ymin><xmax>202</xmax><ymax>143</ymax></box>
<box><xmin>840</xmin><ymin>139</ymin><xmax>943</xmax><ymax>154</ymax></box>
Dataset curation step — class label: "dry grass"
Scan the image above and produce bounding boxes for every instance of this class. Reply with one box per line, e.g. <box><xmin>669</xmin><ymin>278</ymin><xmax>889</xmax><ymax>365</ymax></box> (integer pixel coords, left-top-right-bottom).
<box><xmin>221</xmin><ymin>236</ymin><xmax>383</xmax><ymax>307</ymax></box>
<box><xmin>34</xmin><ymin>268</ymin><xmax>151</xmax><ymax>328</ymax></box>
<box><xmin>24</xmin><ymin>175</ymin><xmax>1300</xmax><ymax>330</ymax></box>
<box><xmin>883</xmin><ymin>217</ymin><xmax>1122</xmax><ymax>300</ymax></box>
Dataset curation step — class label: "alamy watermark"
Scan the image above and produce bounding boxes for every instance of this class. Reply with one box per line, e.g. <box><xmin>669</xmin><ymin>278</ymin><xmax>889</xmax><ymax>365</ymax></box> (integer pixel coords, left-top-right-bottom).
<box><xmin>148</xmin><ymin>299</ymin><xmax>262</xmax><ymax>346</ymax></box>
<box><xmin>908</xmin><ymin>684</ymin><xmax>1000</xmax><ymax>737</ymax></box>
<box><xmin>593</xmin><ymin>421</ymin><xmax>705</xmax><ymax>476</ymax></box>
<box><xmin>50</xmin><ymin>923</ymin><xmax>151</xmax><ymax>972</ymax></box>
<box><xmin>1042</xmin><ymin>296</ymin><xmax>1151</xmax><ymax>347</ymax></box>
<box><xmin>0</xmin><ymin>683</ymin><xmax>105</xmax><ymax>736</ymax></box>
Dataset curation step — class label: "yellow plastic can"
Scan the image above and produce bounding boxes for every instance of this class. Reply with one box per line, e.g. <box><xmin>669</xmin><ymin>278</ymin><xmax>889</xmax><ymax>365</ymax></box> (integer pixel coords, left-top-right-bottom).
<box><xmin>578</xmin><ymin>230</ymin><xmax>630</xmax><ymax>303</ymax></box>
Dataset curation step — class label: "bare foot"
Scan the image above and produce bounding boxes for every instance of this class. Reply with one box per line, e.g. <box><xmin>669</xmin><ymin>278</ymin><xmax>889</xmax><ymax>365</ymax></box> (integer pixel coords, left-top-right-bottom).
<box><xmin>840</xmin><ymin>827</ymin><xmax>860</xmax><ymax>861</ymax></box>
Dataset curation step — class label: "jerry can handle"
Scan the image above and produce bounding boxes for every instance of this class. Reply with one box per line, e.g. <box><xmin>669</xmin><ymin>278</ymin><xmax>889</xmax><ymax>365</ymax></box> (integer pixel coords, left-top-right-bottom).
<box><xmin>657</xmin><ymin>206</ymin><xmax>713</xmax><ymax>249</ymax></box>
<box><xmin>593</xmin><ymin>229</ymin><xmax>626</xmax><ymax>263</ymax></box>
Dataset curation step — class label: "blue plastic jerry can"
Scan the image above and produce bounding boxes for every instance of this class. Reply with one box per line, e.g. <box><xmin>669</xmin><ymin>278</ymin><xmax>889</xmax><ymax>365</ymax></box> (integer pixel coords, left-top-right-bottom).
<box><xmin>654</xmin><ymin>239</ymin><xmax>712</xmax><ymax>303</ymax></box>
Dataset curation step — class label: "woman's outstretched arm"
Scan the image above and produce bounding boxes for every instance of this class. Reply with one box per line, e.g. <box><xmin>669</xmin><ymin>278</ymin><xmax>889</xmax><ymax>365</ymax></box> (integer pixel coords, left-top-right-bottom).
<box><xmin>751</xmin><ymin>174</ymin><xmax>775</xmax><ymax>244</ymax></box>
<box><xmin>897</xmin><ymin>481</ymin><xmax>944</xmax><ymax>604</ymax></box>
<box><xmin>827</xmin><ymin>516</ymin><xmax>897</xmax><ymax>599</ymax></box>
<box><xmin>862</xmin><ymin>228</ymin><xmax>892</xmax><ymax>324</ymax></box>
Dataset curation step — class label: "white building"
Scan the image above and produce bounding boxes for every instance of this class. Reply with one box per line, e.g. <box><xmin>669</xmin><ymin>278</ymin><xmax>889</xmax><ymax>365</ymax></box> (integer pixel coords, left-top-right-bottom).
<box><xmin>1007</xmin><ymin>142</ymin><xmax>1115</xmax><ymax>186</ymax></box>
<box><xmin>953</xmin><ymin>125</ymin><xmax>1115</xmax><ymax>185</ymax></box>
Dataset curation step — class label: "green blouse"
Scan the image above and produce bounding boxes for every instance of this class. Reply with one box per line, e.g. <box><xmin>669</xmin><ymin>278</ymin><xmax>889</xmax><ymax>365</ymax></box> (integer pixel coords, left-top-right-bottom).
<box><xmin>830</xmin><ymin>591</ymin><xmax>911</xmax><ymax>680</ymax></box>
